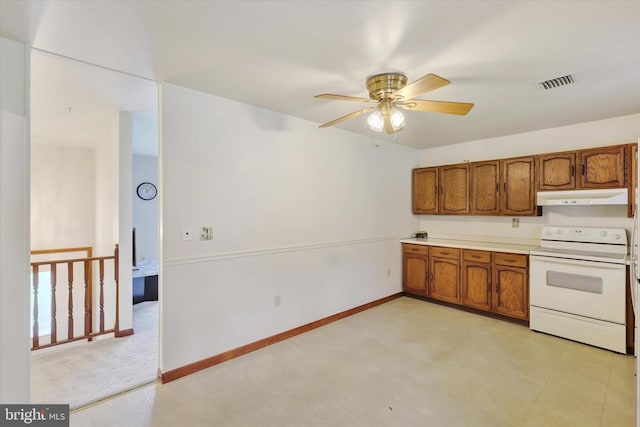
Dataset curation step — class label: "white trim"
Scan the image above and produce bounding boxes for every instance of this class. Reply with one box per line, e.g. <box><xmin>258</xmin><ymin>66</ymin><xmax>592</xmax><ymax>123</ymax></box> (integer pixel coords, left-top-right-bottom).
<box><xmin>164</xmin><ymin>236</ymin><xmax>399</xmax><ymax>266</ymax></box>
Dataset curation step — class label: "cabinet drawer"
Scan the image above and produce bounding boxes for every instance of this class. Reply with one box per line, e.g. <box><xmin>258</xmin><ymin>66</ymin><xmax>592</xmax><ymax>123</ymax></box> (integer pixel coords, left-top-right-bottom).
<box><xmin>431</xmin><ymin>247</ymin><xmax>460</xmax><ymax>259</ymax></box>
<box><xmin>403</xmin><ymin>244</ymin><xmax>428</xmax><ymax>256</ymax></box>
<box><xmin>463</xmin><ymin>250</ymin><xmax>491</xmax><ymax>263</ymax></box>
<box><xmin>493</xmin><ymin>252</ymin><xmax>528</xmax><ymax>268</ymax></box>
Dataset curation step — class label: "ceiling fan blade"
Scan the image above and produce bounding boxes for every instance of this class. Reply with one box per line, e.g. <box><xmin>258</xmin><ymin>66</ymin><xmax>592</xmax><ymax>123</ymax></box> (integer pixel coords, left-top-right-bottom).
<box><xmin>392</xmin><ymin>73</ymin><xmax>450</xmax><ymax>101</ymax></box>
<box><xmin>318</xmin><ymin>107</ymin><xmax>376</xmax><ymax>128</ymax></box>
<box><xmin>400</xmin><ymin>99</ymin><xmax>474</xmax><ymax>115</ymax></box>
<box><xmin>315</xmin><ymin>94</ymin><xmax>374</xmax><ymax>103</ymax></box>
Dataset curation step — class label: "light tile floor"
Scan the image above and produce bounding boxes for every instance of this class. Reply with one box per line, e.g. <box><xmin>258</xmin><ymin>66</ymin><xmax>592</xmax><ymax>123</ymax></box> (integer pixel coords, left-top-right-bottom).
<box><xmin>71</xmin><ymin>297</ymin><xmax>637</xmax><ymax>426</ymax></box>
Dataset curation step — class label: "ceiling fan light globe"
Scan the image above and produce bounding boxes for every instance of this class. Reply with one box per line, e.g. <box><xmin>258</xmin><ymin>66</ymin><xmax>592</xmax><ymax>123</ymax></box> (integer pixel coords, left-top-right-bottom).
<box><xmin>367</xmin><ymin>110</ymin><xmax>385</xmax><ymax>132</ymax></box>
<box><xmin>390</xmin><ymin>110</ymin><xmax>405</xmax><ymax>130</ymax></box>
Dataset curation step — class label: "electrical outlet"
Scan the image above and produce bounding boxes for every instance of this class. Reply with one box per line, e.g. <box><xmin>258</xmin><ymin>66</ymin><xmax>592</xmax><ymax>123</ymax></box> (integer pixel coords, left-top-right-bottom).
<box><xmin>512</xmin><ymin>218</ymin><xmax>520</xmax><ymax>228</ymax></box>
<box><xmin>182</xmin><ymin>226</ymin><xmax>192</xmax><ymax>241</ymax></box>
<box><xmin>274</xmin><ymin>295</ymin><xmax>281</xmax><ymax>307</ymax></box>
<box><xmin>387</xmin><ymin>268</ymin><xmax>391</xmax><ymax>277</ymax></box>
<box><xmin>200</xmin><ymin>226</ymin><xmax>213</xmax><ymax>241</ymax></box>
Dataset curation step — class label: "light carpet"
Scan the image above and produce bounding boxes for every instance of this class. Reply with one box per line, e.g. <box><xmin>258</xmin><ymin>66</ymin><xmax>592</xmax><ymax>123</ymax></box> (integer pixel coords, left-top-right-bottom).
<box><xmin>31</xmin><ymin>301</ymin><xmax>158</xmax><ymax>410</ymax></box>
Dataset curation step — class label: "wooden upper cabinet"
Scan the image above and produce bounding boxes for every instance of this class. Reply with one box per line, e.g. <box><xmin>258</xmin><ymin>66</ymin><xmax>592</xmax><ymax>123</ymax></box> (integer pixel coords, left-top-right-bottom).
<box><xmin>500</xmin><ymin>156</ymin><xmax>539</xmax><ymax>216</ymax></box>
<box><xmin>578</xmin><ymin>146</ymin><xmax>626</xmax><ymax>189</ymax></box>
<box><xmin>537</xmin><ymin>153</ymin><xmax>576</xmax><ymax>190</ymax></box>
<box><xmin>412</xmin><ymin>143</ymin><xmax>632</xmax><ymax>217</ymax></box>
<box><xmin>439</xmin><ymin>163</ymin><xmax>470</xmax><ymax>215</ymax></box>
<box><xmin>471</xmin><ymin>160</ymin><xmax>500</xmax><ymax>215</ymax></box>
<box><xmin>413</xmin><ymin>167</ymin><xmax>438</xmax><ymax>214</ymax></box>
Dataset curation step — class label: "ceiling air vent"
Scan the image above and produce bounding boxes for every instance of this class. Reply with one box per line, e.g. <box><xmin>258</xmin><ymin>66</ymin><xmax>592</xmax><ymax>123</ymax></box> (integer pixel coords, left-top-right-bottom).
<box><xmin>537</xmin><ymin>74</ymin><xmax>575</xmax><ymax>90</ymax></box>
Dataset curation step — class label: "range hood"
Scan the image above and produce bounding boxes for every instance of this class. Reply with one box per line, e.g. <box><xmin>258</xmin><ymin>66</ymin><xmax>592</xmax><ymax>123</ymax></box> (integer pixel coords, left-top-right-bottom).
<box><xmin>536</xmin><ymin>189</ymin><xmax>628</xmax><ymax>206</ymax></box>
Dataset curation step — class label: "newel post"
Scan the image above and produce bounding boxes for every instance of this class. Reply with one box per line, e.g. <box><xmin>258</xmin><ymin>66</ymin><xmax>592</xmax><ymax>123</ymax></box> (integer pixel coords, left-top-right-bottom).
<box><xmin>113</xmin><ymin>244</ymin><xmax>120</xmax><ymax>335</ymax></box>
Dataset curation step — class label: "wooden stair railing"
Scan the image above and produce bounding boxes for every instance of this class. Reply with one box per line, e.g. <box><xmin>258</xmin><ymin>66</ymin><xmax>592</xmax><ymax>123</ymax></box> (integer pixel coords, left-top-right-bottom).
<box><xmin>30</xmin><ymin>245</ymin><xmax>119</xmax><ymax>350</ymax></box>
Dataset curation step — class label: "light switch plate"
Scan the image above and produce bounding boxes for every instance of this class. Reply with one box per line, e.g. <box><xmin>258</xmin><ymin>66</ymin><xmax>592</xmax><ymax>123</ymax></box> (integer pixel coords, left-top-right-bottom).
<box><xmin>200</xmin><ymin>226</ymin><xmax>213</xmax><ymax>241</ymax></box>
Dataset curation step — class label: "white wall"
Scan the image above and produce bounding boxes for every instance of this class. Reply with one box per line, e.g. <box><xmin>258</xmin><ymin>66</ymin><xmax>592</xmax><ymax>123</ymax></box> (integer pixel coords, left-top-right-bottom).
<box><xmin>31</xmin><ymin>143</ymin><xmax>95</xmax><ymax>250</ymax></box>
<box><xmin>132</xmin><ymin>154</ymin><xmax>158</xmax><ymax>262</ymax></box>
<box><xmin>0</xmin><ymin>37</ymin><xmax>30</xmax><ymax>403</ymax></box>
<box><xmin>118</xmin><ymin>112</ymin><xmax>133</xmax><ymax>333</ymax></box>
<box><xmin>418</xmin><ymin>114</ymin><xmax>640</xmax><ymax>243</ymax></box>
<box><xmin>160</xmin><ymin>83</ymin><xmax>419</xmax><ymax>372</ymax></box>
<box><xmin>92</xmin><ymin>112</ymin><xmax>133</xmax><ymax>333</ymax></box>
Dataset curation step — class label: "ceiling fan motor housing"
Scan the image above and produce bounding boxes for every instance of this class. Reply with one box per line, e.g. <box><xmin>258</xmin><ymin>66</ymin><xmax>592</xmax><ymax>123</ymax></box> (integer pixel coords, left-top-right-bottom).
<box><xmin>366</xmin><ymin>73</ymin><xmax>407</xmax><ymax>101</ymax></box>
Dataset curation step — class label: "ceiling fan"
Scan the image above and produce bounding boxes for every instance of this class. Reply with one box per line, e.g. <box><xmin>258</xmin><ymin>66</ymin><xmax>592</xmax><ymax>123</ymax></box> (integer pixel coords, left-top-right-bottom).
<box><xmin>315</xmin><ymin>72</ymin><xmax>474</xmax><ymax>134</ymax></box>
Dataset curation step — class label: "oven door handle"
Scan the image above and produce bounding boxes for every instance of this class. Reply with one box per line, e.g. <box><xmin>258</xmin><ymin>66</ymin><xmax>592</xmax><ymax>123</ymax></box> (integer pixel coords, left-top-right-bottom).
<box><xmin>531</xmin><ymin>256</ymin><xmax>625</xmax><ymax>270</ymax></box>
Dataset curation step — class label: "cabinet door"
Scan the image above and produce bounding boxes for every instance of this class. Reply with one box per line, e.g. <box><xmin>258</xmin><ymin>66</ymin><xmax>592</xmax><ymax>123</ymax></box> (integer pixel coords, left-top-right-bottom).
<box><xmin>430</xmin><ymin>256</ymin><xmax>461</xmax><ymax>304</ymax></box>
<box><xmin>629</xmin><ymin>144</ymin><xmax>637</xmax><ymax>218</ymax></box>
<box><xmin>461</xmin><ymin>260</ymin><xmax>492</xmax><ymax>311</ymax></box>
<box><xmin>413</xmin><ymin>167</ymin><xmax>438</xmax><ymax>214</ymax></box>
<box><xmin>439</xmin><ymin>164</ymin><xmax>470</xmax><ymax>214</ymax></box>
<box><xmin>471</xmin><ymin>161</ymin><xmax>500</xmax><ymax>215</ymax></box>
<box><xmin>493</xmin><ymin>265</ymin><xmax>528</xmax><ymax>320</ymax></box>
<box><xmin>403</xmin><ymin>245</ymin><xmax>429</xmax><ymax>296</ymax></box>
<box><xmin>537</xmin><ymin>153</ymin><xmax>576</xmax><ymax>190</ymax></box>
<box><xmin>578</xmin><ymin>146</ymin><xmax>626</xmax><ymax>189</ymax></box>
<box><xmin>500</xmin><ymin>156</ymin><xmax>540</xmax><ymax>216</ymax></box>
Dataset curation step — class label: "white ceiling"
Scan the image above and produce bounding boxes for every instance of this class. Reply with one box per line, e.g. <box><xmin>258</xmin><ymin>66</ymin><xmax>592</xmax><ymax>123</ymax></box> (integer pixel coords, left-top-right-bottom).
<box><xmin>2</xmin><ymin>0</ymin><xmax>639</xmax><ymax>150</ymax></box>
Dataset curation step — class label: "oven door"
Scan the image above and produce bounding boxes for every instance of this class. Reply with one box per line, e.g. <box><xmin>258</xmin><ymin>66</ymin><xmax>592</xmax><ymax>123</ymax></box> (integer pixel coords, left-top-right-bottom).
<box><xmin>530</xmin><ymin>255</ymin><xmax>626</xmax><ymax>324</ymax></box>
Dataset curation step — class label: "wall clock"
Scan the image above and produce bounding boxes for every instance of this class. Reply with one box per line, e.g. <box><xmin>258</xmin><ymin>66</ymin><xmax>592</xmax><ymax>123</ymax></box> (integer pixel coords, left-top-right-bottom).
<box><xmin>136</xmin><ymin>182</ymin><xmax>157</xmax><ymax>200</ymax></box>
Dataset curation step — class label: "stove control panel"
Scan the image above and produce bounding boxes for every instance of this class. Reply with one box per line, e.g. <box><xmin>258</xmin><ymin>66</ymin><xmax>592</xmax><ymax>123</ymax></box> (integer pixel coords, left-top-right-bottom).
<box><xmin>540</xmin><ymin>226</ymin><xmax>627</xmax><ymax>245</ymax></box>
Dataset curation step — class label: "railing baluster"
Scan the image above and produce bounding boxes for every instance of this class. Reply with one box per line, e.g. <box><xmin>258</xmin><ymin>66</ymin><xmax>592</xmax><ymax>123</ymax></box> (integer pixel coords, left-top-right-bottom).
<box><xmin>84</xmin><ymin>260</ymin><xmax>91</xmax><ymax>339</ymax></box>
<box><xmin>67</xmin><ymin>262</ymin><xmax>74</xmax><ymax>340</ymax></box>
<box><xmin>50</xmin><ymin>263</ymin><xmax>57</xmax><ymax>344</ymax></box>
<box><xmin>99</xmin><ymin>259</ymin><xmax>105</xmax><ymax>332</ymax></box>
<box><xmin>32</xmin><ymin>265</ymin><xmax>39</xmax><ymax>349</ymax></box>
<box><xmin>30</xmin><ymin>245</ymin><xmax>122</xmax><ymax>350</ymax></box>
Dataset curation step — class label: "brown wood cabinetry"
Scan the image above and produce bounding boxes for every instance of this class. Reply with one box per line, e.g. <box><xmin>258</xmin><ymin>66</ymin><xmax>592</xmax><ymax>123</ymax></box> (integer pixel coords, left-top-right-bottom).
<box><xmin>538</xmin><ymin>145</ymin><xmax>626</xmax><ymax>191</ymax></box>
<box><xmin>429</xmin><ymin>247</ymin><xmax>461</xmax><ymax>304</ymax></box>
<box><xmin>461</xmin><ymin>250</ymin><xmax>492</xmax><ymax>311</ymax></box>
<box><xmin>439</xmin><ymin>164</ymin><xmax>470</xmax><ymax>214</ymax></box>
<box><xmin>501</xmin><ymin>156</ymin><xmax>539</xmax><ymax>216</ymax></box>
<box><xmin>471</xmin><ymin>161</ymin><xmax>500</xmax><ymax>215</ymax></box>
<box><xmin>412</xmin><ymin>167</ymin><xmax>438</xmax><ymax>214</ymax></box>
<box><xmin>402</xmin><ymin>244</ymin><xmax>429</xmax><ymax>296</ymax></box>
<box><xmin>492</xmin><ymin>253</ymin><xmax>528</xmax><ymax>320</ymax></box>
<box><xmin>578</xmin><ymin>146</ymin><xmax>626</xmax><ymax>189</ymax></box>
<box><xmin>413</xmin><ymin>164</ymin><xmax>469</xmax><ymax>215</ymax></box>
<box><xmin>537</xmin><ymin>153</ymin><xmax>576</xmax><ymax>190</ymax></box>
<box><xmin>402</xmin><ymin>245</ymin><xmax>530</xmax><ymax>322</ymax></box>
<box><xmin>629</xmin><ymin>144</ymin><xmax>637</xmax><ymax>218</ymax></box>
<box><xmin>413</xmin><ymin>143</ymin><xmax>634</xmax><ymax>217</ymax></box>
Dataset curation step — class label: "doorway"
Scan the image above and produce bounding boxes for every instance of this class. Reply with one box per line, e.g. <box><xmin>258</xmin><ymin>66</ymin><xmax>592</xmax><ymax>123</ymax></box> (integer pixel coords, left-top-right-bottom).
<box><xmin>29</xmin><ymin>49</ymin><xmax>159</xmax><ymax>409</ymax></box>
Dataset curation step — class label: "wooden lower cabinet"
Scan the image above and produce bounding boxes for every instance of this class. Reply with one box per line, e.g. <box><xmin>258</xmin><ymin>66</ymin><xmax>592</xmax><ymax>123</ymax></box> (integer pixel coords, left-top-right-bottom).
<box><xmin>402</xmin><ymin>244</ymin><xmax>429</xmax><ymax>296</ymax></box>
<box><xmin>461</xmin><ymin>250</ymin><xmax>492</xmax><ymax>311</ymax></box>
<box><xmin>429</xmin><ymin>247</ymin><xmax>461</xmax><ymax>304</ymax></box>
<box><xmin>492</xmin><ymin>253</ymin><xmax>529</xmax><ymax>320</ymax></box>
<box><xmin>403</xmin><ymin>245</ymin><xmax>529</xmax><ymax>322</ymax></box>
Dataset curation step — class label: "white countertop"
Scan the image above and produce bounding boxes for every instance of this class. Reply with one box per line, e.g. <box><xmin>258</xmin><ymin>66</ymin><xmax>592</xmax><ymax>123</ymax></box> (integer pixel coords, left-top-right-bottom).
<box><xmin>400</xmin><ymin>238</ymin><xmax>536</xmax><ymax>254</ymax></box>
